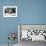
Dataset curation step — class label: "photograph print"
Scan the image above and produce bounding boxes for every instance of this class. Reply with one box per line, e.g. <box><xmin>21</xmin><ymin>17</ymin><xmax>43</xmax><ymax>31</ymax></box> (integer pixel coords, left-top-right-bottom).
<box><xmin>3</xmin><ymin>6</ymin><xmax>17</xmax><ymax>17</ymax></box>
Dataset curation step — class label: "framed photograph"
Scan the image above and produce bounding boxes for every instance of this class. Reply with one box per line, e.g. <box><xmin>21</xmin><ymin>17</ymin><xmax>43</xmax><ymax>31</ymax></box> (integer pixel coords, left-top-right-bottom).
<box><xmin>18</xmin><ymin>24</ymin><xmax>46</xmax><ymax>42</ymax></box>
<box><xmin>3</xmin><ymin>6</ymin><xmax>17</xmax><ymax>17</ymax></box>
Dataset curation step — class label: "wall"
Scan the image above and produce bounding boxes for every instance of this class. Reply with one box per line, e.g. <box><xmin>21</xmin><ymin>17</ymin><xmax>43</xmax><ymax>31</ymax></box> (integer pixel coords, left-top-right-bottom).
<box><xmin>0</xmin><ymin>0</ymin><xmax>18</xmax><ymax>44</ymax></box>
<box><xmin>0</xmin><ymin>0</ymin><xmax>46</xmax><ymax>44</ymax></box>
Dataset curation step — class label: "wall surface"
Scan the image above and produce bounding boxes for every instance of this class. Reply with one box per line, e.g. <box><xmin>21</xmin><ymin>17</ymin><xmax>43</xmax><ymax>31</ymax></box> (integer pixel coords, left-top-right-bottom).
<box><xmin>0</xmin><ymin>0</ymin><xmax>46</xmax><ymax>45</ymax></box>
<box><xmin>0</xmin><ymin>0</ymin><xmax>18</xmax><ymax>44</ymax></box>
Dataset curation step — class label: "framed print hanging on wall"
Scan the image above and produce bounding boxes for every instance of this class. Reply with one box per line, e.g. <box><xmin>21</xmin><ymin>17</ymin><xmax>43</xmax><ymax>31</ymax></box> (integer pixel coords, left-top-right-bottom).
<box><xmin>3</xmin><ymin>6</ymin><xmax>17</xmax><ymax>17</ymax></box>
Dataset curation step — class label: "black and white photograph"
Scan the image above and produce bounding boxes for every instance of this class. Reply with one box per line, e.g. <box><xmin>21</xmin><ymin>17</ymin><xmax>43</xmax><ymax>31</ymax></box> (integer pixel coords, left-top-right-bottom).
<box><xmin>18</xmin><ymin>25</ymin><xmax>46</xmax><ymax>46</ymax></box>
<box><xmin>3</xmin><ymin>6</ymin><xmax>17</xmax><ymax>17</ymax></box>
